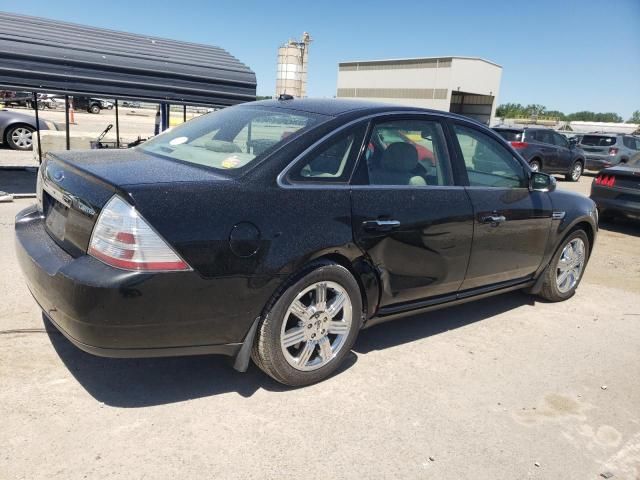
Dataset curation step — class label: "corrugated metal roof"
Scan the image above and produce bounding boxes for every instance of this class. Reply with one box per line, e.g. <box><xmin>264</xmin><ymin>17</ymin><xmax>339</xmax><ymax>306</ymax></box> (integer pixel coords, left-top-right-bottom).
<box><xmin>0</xmin><ymin>11</ymin><xmax>256</xmax><ymax>106</ymax></box>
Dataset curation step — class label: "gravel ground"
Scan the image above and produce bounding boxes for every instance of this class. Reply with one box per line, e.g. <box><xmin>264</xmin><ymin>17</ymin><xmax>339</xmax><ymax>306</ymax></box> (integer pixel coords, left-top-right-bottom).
<box><xmin>0</xmin><ymin>172</ymin><xmax>639</xmax><ymax>479</ymax></box>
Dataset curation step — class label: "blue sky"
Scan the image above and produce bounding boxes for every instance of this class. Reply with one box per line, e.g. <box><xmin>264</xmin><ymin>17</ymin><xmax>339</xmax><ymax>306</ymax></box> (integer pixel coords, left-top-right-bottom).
<box><xmin>2</xmin><ymin>0</ymin><xmax>639</xmax><ymax>118</ymax></box>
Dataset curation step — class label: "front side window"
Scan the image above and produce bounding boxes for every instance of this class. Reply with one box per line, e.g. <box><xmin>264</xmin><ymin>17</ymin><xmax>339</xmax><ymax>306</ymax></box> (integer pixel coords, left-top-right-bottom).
<box><xmin>363</xmin><ymin>119</ymin><xmax>452</xmax><ymax>186</ymax></box>
<box><xmin>552</xmin><ymin>132</ymin><xmax>569</xmax><ymax>148</ymax></box>
<box><xmin>141</xmin><ymin>107</ymin><xmax>328</xmax><ymax>173</ymax></box>
<box><xmin>536</xmin><ymin>130</ymin><xmax>555</xmax><ymax>145</ymax></box>
<box><xmin>453</xmin><ymin>124</ymin><xmax>527</xmax><ymax>188</ymax></box>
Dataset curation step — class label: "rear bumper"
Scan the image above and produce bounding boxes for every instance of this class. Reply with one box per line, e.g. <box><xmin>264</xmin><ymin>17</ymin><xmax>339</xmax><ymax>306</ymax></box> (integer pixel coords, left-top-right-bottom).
<box><xmin>590</xmin><ymin>186</ymin><xmax>640</xmax><ymax>219</ymax></box>
<box><xmin>15</xmin><ymin>205</ymin><xmax>268</xmax><ymax>358</ymax></box>
<box><xmin>585</xmin><ymin>156</ymin><xmax>614</xmax><ymax>171</ymax></box>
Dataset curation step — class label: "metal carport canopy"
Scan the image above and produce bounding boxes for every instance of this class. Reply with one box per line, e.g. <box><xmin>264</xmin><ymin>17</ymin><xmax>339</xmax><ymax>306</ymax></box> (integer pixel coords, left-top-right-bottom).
<box><xmin>0</xmin><ymin>11</ymin><xmax>256</xmax><ymax>107</ymax></box>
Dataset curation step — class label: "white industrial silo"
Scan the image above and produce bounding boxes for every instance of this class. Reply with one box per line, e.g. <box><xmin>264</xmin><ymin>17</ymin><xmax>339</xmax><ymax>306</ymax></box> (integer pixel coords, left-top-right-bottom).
<box><xmin>275</xmin><ymin>32</ymin><xmax>311</xmax><ymax>98</ymax></box>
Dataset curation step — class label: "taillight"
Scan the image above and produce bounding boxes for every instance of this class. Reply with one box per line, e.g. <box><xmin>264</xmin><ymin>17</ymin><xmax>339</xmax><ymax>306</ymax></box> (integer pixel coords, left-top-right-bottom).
<box><xmin>88</xmin><ymin>195</ymin><xmax>191</xmax><ymax>272</ymax></box>
<box><xmin>595</xmin><ymin>175</ymin><xmax>616</xmax><ymax>187</ymax></box>
<box><xmin>510</xmin><ymin>141</ymin><xmax>529</xmax><ymax>149</ymax></box>
<box><xmin>608</xmin><ymin>147</ymin><xmax>619</xmax><ymax>156</ymax></box>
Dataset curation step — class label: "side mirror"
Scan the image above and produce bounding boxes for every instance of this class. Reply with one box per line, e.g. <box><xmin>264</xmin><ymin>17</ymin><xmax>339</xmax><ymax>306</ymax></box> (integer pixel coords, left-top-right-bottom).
<box><xmin>569</xmin><ymin>138</ymin><xmax>577</xmax><ymax>147</ymax></box>
<box><xmin>530</xmin><ymin>172</ymin><xmax>556</xmax><ymax>192</ymax></box>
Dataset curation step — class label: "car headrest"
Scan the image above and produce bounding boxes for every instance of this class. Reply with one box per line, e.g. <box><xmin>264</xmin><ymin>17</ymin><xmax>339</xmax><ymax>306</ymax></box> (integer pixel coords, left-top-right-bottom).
<box><xmin>382</xmin><ymin>142</ymin><xmax>419</xmax><ymax>172</ymax></box>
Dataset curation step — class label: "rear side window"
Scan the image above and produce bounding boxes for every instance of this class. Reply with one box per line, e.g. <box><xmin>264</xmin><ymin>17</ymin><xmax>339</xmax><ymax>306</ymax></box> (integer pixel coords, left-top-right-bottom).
<box><xmin>287</xmin><ymin>124</ymin><xmax>367</xmax><ymax>183</ymax></box>
<box><xmin>623</xmin><ymin>136</ymin><xmax>639</xmax><ymax>150</ymax></box>
<box><xmin>494</xmin><ymin>130</ymin><xmax>522</xmax><ymax>142</ymax></box>
<box><xmin>454</xmin><ymin>124</ymin><xmax>527</xmax><ymax>188</ymax></box>
<box><xmin>581</xmin><ymin>135</ymin><xmax>616</xmax><ymax>147</ymax></box>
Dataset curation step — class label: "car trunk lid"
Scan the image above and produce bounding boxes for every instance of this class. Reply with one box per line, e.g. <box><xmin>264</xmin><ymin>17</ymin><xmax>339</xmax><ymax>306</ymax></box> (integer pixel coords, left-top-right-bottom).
<box><xmin>39</xmin><ymin>149</ymin><xmax>230</xmax><ymax>257</ymax></box>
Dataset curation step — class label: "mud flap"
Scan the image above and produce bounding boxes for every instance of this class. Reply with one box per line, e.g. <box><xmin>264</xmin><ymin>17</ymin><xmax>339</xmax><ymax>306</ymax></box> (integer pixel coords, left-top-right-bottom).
<box><xmin>232</xmin><ymin>317</ymin><xmax>260</xmax><ymax>372</ymax></box>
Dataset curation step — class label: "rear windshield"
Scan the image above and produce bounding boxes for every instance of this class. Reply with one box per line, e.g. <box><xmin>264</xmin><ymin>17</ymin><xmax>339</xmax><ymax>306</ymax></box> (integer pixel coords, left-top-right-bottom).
<box><xmin>580</xmin><ymin>135</ymin><xmax>617</xmax><ymax>146</ymax></box>
<box><xmin>140</xmin><ymin>106</ymin><xmax>328</xmax><ymax>172</ymax></box>
<box><xmin>494</xmin><ymin>130</ymin><xmax>523</xmax><ymax>142</ymax></box>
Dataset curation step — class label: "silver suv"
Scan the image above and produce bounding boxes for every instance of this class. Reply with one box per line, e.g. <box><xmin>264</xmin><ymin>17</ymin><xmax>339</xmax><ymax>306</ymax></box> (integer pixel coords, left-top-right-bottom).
<box><xmin>578</xmin><ymin>133</ymin><xmax>640</xmax><ymax>171</ymax></box>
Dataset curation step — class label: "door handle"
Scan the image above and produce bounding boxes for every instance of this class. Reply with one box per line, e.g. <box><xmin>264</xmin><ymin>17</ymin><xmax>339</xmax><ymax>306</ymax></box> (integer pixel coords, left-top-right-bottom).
<box><xmin>481</xmin><ymin>214</ymin><xmax>506</xmax><ymax>226</ymax></box>
<box><xmin>362</xmin><ymin>219</ymin><xmax>401</xmax><ymax>232</ymax></box>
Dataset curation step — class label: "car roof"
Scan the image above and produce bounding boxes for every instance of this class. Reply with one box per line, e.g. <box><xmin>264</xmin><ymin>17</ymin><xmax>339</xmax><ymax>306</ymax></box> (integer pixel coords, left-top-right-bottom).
<box><xmin>493</xmin><ymin>126</ymin><xmax>553</xmax><ymax>132</ymax></box>
<box><xmin>243</xmin><ymin>98</ymin><xmax>483</xmax><ymax>124</ymax></box>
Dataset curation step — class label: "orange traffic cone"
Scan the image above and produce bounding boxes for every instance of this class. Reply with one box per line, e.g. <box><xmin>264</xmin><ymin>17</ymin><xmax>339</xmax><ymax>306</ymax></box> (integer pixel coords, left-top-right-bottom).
<box><xmin>69</xmin><ymin>101</ymin><xmax>75</xmax><ymax>125</ymax></box>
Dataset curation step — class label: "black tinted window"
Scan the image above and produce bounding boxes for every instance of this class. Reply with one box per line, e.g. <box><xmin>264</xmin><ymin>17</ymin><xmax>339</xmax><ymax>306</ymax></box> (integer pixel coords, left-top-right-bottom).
<box><xmin>534</xmin><ymin>130</ymin><xmax>554</xmax><ymax>145</ymax></box>
<box><xmin>581</xmin><ymin>135</ymin><xmax>617</xmax><ymax>146</ymax></box>
<box><xmin>552</xmin><ymin>133</ymin><xmax>569</xmax><ymax>148</ymax></box>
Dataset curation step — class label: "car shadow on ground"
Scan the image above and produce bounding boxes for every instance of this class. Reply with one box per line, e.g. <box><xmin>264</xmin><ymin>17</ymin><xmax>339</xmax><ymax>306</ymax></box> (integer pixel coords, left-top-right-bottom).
<box><xmin>0</xmin><ymin>167</ymin><xmax>37</xmax><ymax>195</ymax></box>
<box><xmin>45</xmin><ymin>290</ymin><xmax>533</xmax><ymax>408</ymax></box>
<box><xmin>354</xmin><ymin>290</ymin><xmax>532</xmax><ymax>354</ymax></box>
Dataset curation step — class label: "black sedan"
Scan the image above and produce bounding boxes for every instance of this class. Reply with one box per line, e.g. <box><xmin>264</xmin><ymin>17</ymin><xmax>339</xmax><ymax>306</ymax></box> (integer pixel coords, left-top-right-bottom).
<box><xmin>15</xmin><ymin>99</ymin><xmax>598</xmax><ymax>386</ymax></box>
<box><xmin>590</xmin><ymin>153</ymin><xmax>640</xmax><ymax>221</ymax></box>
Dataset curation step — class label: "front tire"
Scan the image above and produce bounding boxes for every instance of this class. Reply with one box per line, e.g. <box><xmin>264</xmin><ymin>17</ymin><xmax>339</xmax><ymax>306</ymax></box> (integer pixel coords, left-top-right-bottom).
<box><xmin>537</xmin><ymin>229</ymin><xmax>590</xmax><ymax>302</ymax></box>
<box><xmin>6</xmin><ymin>125</ymin><xmax>34</xmax><ymax>150</ymax></box>
<box><xmin>89</xmin><ymin>105</ymin><xmax>101</xmax><ymax>114</ymax></box>
<box><xmin>566</xmin><ymin>161</ymin><xmax>583</xmax><ymax>182</ymax></box>
<box><xmin>252</xmin><ymin>262</ymin><xmax>362</xmax><ymax>386</ymax></box>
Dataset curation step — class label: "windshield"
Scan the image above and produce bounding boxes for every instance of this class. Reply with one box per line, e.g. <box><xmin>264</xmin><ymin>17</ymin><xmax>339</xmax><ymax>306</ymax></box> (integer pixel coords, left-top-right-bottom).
<box><xmin>140</xmin><ymin>106</ymin><xmax>328</xmax><ymax>172</ymax></box>
<box><xmin>580</xmin><ymin>135</ymin><xmax>616</xmax><ymax>147</ymax></box>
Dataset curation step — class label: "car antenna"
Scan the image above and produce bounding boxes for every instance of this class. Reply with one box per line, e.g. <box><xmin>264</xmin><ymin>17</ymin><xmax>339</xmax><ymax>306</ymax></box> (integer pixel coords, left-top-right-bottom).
<box><xmin>278</xmin><ymin>94</ymin><xmax>294</xmax><ymax>101</ymax></box>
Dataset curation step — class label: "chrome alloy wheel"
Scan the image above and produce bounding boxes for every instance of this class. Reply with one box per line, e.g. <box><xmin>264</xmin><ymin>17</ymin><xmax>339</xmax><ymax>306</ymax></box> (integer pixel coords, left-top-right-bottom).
<box><xmin>11</xmin><ymin>127</ymin><xmax>33</xmax><ymax>149</ymax></box>
<box><xmin>556</xmin><ymin>238</ymin><xmax>586</xmax><ymax>293</ymax></box>
<box><xmin>280</xmin><ymin>281</ymin><xmax>353</xmax><ymax>371</ymax></box>
<box><xmin>571</xmin><ymin>162</ymin><xmax>583</xmax><ymax>181</ymax></box>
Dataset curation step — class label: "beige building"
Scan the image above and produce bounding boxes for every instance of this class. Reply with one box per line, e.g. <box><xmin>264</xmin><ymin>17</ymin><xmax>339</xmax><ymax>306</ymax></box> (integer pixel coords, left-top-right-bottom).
<box><xmin>337</xmin><ymin>56</ymin><xmax>502</xmax><ymax>124</ymax></box>
<box><xmin>275</xmin><ymin>33</ymin><xmax>312</xmax><ymax>98</ymax></box>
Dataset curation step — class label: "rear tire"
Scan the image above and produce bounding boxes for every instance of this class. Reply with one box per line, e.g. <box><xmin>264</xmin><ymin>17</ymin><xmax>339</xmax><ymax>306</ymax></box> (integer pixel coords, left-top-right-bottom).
<box><xmin>537</xmin><ymin>229</ymin><xmax>590</xmax><ymax>302</ymax></box>
<box><xmin>252</xmin><ymin>261</ymin><xmax>363</xmax><ymax>386</ymax></box>
<box><xmin>89</xmin><ymin>105</ymin><xmax>101</xmax><ymax>114</ymax></box>
<box><xmin>565</xmin><ymin>161</ymin><xmax>583</xmax><ymax>182</ymax></box>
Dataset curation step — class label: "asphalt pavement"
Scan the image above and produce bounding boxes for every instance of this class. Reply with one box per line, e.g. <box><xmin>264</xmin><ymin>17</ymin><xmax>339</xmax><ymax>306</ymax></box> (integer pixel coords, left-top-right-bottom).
<box><xmin>1</xmin><ymin>171</ymin><xmax>639</xmax><ymax>480</ymax></box>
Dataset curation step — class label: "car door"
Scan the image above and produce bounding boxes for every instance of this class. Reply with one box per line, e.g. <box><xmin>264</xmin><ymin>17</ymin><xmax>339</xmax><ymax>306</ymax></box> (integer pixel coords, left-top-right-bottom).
<box><xmin>449</xmin><ymin>121</ymin><xmax>553</xmax><ymax>290</ymax></box>
<box><xmin>552</xmin><ymin>132</ymin><xmax>573</xmax><ymax>171</ymax></box>
<box><xmin>350</xmin><ymin>115</ymin><xmax>474</xmax><ymax>310</ymax></box>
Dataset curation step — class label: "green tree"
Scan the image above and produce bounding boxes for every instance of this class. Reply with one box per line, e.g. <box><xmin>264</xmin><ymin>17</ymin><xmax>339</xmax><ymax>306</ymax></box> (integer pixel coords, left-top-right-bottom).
<box><xmin>627</xmin><ymin>110</ymin><xmax>640</xmax><ymax>123</ymax></box>
<box><xmin>496</xmin><ymin>103</ymin><xmax>526</xmax><ymax>118</ymax></box>
<box><xmin>525</xmin><ymin>104</ymin><xmax>547</xmax><ymax>117</ymax></box>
